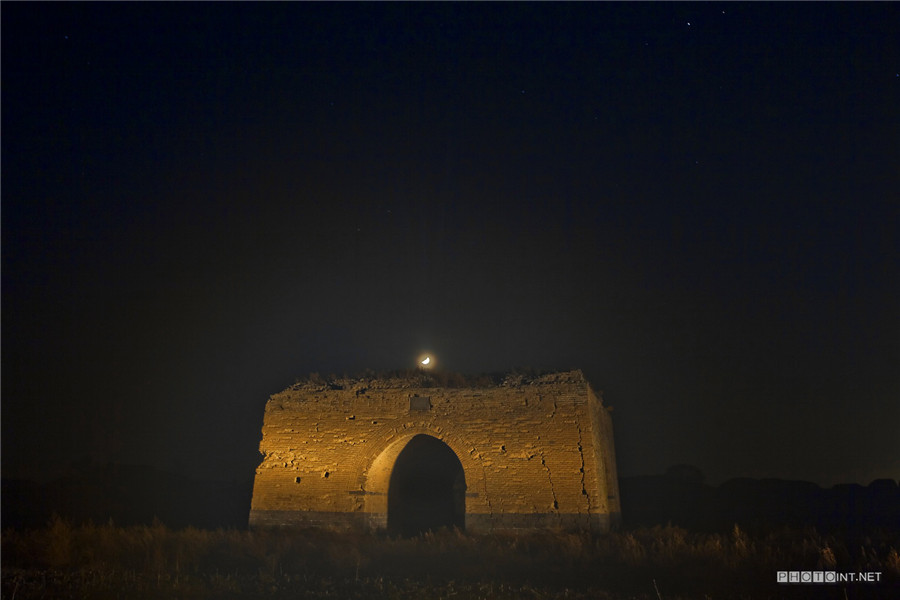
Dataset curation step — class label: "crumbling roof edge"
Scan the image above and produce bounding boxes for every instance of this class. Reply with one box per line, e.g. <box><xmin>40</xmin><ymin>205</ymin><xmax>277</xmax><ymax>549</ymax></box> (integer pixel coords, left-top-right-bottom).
<box><xmin>280</xmin><ymin>368</ymin><xmax>590</xmax><ymax>394</ymax></box>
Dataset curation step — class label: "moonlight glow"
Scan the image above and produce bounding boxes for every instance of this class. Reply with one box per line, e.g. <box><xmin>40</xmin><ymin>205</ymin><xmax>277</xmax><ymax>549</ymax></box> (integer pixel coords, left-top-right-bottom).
<box><xmin>417</xmin><ymin>353</ymin><xmax>435</xmax><ymax>369</ymax></box>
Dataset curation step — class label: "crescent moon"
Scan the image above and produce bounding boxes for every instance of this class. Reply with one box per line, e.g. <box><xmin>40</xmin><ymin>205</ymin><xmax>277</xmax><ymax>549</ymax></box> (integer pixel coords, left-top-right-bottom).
<box><xmin>421</xmin><ymin>356</ymin><xmax>431</xmax><ymax>365</ymax></box>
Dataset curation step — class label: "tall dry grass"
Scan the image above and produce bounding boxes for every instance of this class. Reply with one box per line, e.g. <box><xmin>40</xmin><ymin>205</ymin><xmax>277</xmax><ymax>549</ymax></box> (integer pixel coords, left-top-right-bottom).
<box><xmin>3</xmin><ymin>518</ymin><xmax>899</xmax><ymax>598</ymax></box>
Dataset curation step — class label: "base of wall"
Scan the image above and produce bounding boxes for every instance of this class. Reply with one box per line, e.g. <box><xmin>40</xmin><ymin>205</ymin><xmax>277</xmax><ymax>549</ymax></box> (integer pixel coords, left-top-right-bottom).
<box><xmin>249</xmin><ymin>509</ymin><xmax>374</xmax><ymax>530</ymax></box>
<box><xmin>466</xmin><ymin>512</ymin><xmax>619</xmax><ymax>534</ymax></box>
<box><xmin>249</xmin><ymin>509</ymin><xmax>621</xmax><ymax>534</ymax></box>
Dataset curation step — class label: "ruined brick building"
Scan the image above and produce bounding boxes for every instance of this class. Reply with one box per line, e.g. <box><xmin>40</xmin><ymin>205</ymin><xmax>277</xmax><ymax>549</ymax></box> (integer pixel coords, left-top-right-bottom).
<box><xmin>249</xmin><ymin>370</ymin><xmax>621</xmax><ymax>534</ymax></box>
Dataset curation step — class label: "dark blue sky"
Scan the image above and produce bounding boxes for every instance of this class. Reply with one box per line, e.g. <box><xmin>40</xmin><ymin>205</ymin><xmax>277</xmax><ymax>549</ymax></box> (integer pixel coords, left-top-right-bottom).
<box><xmin>3</xmin><ymin>2</ymin><xmax>898</xmax><ymax>487</ymax></box>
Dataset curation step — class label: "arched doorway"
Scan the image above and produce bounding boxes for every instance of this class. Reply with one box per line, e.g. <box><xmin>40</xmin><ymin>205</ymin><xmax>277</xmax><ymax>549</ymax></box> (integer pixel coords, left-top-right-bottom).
<box><xmin>387</xmin><ymin>434</ymin><xmax>466</xmax><ymax>536</ymax></box>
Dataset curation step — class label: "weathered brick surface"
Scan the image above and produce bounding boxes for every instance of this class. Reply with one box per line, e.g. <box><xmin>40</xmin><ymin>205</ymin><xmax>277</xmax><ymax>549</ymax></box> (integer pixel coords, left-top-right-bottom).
<box><xmin>249</xmin><ymin>370</ymin><xmax>622</xmax><ymax>533</ymax></box>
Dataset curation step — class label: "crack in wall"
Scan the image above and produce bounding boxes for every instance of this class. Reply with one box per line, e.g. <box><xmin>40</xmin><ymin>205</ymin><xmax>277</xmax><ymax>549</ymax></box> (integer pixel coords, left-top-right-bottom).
<box><xmin>539</xmin><ymin>450</ymin><xmax>560</xmax><ymax>515</ymax></box>
<box><xmin>542</xmin><ymin>393</ymin><xmax>559</xmax><ymax>517</ymax></box>
<box><xmin>576</xmin><ymin>419</ymin><xmax>593</xmax><ymax>514</ymax></box>
<box><xmin>475</xmin><ymin>448</ymin><xmax>494</xmax><ymax>521</ymax></box>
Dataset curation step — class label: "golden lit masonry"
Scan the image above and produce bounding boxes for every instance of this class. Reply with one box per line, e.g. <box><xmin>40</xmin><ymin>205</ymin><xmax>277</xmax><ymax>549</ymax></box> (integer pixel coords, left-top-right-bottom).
<box><xmin>249</xmin><ymin>370</ymin><xmax>622</xmax><ymax>534</ymax></box>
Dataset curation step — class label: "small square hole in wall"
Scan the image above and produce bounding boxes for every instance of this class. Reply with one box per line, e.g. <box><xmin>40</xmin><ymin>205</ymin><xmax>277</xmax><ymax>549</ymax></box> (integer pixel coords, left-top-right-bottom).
<box><xmin>295</xmin><ymin>477</ymin><xmax>302</xmax><ymax>483</ymax></box>
<box><xmin>410</xmin><ymin>395</ymin><xmax>431</xmax><ymax>412</ymax></box>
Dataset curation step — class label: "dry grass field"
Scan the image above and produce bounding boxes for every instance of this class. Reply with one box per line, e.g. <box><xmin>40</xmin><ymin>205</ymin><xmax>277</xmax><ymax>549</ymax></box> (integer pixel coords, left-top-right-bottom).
<box><xmin>3</xmin><ymin>519</ymin><xmax>899</xmax><ymax>599</ymax></box>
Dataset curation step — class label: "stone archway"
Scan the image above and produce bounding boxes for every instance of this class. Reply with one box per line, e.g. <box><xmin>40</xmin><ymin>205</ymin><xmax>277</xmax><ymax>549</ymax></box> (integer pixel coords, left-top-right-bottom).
<box><xmin>387</xmin><ymin>434</ymin><xmax>466</xmax><ymax>536</ymax></box>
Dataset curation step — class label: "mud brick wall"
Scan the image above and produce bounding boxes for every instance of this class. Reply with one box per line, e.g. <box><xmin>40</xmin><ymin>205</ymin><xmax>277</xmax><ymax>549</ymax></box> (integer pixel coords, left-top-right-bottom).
<box><xmin>249</xmin><ymin>370</ymin><xmax>622</xmax><ymax>533</ymax></box>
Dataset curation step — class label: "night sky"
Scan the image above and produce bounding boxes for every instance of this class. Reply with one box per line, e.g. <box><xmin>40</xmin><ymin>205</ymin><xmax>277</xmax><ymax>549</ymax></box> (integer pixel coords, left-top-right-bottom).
<box><xmin>3</xmin><ymin>3</ymin><xmax>898</xmax><ymax>489</ymax></box>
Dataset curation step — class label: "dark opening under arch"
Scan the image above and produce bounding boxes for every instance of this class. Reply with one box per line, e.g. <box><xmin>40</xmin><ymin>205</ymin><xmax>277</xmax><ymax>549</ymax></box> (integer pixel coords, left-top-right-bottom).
<box><xmin>388</xmin><ymin>434</ymin><xmax>466</xmax><ymax>536</ymax></box>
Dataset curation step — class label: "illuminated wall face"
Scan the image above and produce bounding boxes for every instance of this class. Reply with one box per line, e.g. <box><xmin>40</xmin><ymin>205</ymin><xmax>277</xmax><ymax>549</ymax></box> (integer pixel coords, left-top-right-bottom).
<box><xmin>249</xmin><ymin>370</ymin><xmax>621</xmax><ymax>534</ymax></box>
